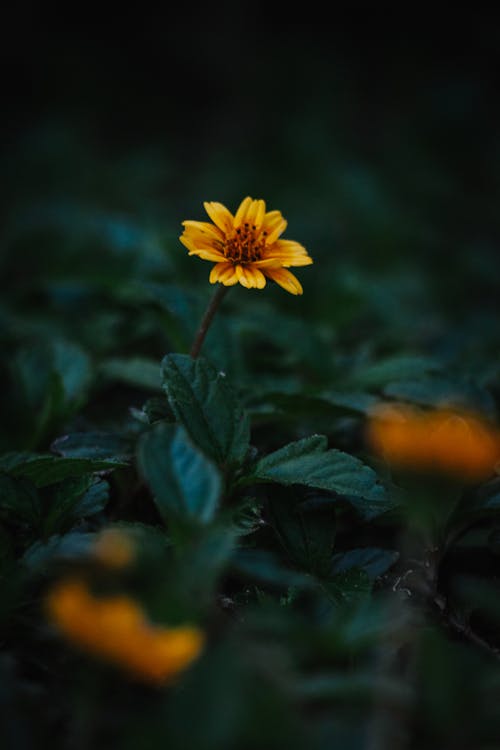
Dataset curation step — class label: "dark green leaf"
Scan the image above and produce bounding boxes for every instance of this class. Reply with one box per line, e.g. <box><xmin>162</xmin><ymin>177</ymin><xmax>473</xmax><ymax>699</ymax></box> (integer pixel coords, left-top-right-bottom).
<box><xmin>50</xmin><ymin>338</ymin><xmax>92</xmax><ymax>403</ymax></box>
<box><xmin>23</xmin><ymin>532</ymin><xmax>95</xmax><ymax>571</ymax></box>
<box><xmin>99</xmin><ymin>357</ymin><xmax>162</xmax><ymax>392</ymax></box>
<box><xmin>320</xmin><ymin>391</ymin><xmax>381</xmax><ymax>415</ymax></box>
<box><xmin>252</xmin><ymin>436</ymin><xmax>393</xmax><ymax>519</ymax></box>
<box><xmin>383</xmin><ymin>376</ymin><xmax>496</xmax><ymax>416</ymax></box>
<box><xmin>231</xmin><ymin>548</ymin><xmax>312</xmax><ymax>588</ymax></box>
<box><xmin>351</xmin><ymin>355</ymin><xmax>439</xmax><ymax>389</ymax></box>
<box><xmin>267</xmin><ymin>490</ymin><xmax>336</xmax><ymax>576</ymax></box>
<box><xmin>137</xmin><ymin>422</ymin><xmax>222</xmax><ymax>524</ymax></box>
<box><xmin>161</xmin><ymin>353</ymin><xmax>250</xmax><ymax>466</ymax></box>
<box><xmin>42</xmin><ymin>477</ymin><xmax>109</xmax><ymax>535</ymax></box>
<box><xmin>320</xmin><ymin>568</ymin><xmax>371</xmax><ymax>604</ymax></box>
<box><xmin>0</xmin><ymin>474</ymin><xmax>41</xmax><ymax>525</ymax></box>
<box><xmin>331</xmin><ymin>547</ymin><xmax>399</xmax><ymax>581</ymax></box>
<box><xmin>51</xmin><ymin>431</ymin><xmax>133</xmax><ymax>461</ymax></box>
<box><xmin>0</xmin><ymin>453</ymin><xmax>127</xmax><ymax>488</ymax></box>
<box><xmin>142</xmin><ymin>397</ymin><xmax>175</xmax><ymax>424</ymax></box>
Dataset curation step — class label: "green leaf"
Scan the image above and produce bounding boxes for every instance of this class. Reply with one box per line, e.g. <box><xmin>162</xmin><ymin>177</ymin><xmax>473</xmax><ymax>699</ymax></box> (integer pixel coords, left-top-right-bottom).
<box><xmin>42</xmin><ymin>478</ymin><xmax>109</xmax><ymax>535</ymax></box>
<box><xmin>137</xmin><ymin>422</ymin><xmax>222</xmax><ymax>524</ymax></box>
<box><xmin>256</xmin><ymin>435</ymin><xmax>327</xmax><ymax>472</ymax></box>
<box><xmin>383</xmin><ymin>376</ymin><xmax>496</xmax><ymax>416</ymax></box>
<box><xmin>161</xmin><ymin>353</ymin><xmax>250</xmax><ymax>467</ymax></box>
<box><xmin>0</xmin><ymin>474</ymin><xmax>41</xmax><ymax>525</ymax></box>
<box><xmin>320</xmin><ymin>568</ymin><xmax>371</xmax><ymax>604</ymax></box>
<box><xmin>351</xmin><ymin>355</ymin><xmax>439</xmax><ymax>389</ymax></box>
<box><xmin>23</xmin><ymin>532</ymin><xmax>95</xmax><ymax>571</ymax></box>
<box><xmin>320</xmin><ymin>391</ymin><xmax>381</xmax><ymax>415</ymax></box>
<box><xmin>294</xmin><ymin>672</ymin><xmax>412</xmax><ymax>707</ymax></box>
<box><xmin>142</xmin><ymin>397</ymin><xmax>175</xmax><ymax>424</ymax></box>
<box><xmin>99</xmin><ymin>357</ymin><xmax>162</xmax><ymax>392</ymax></box>
<box><xmin>231</xmin><ymin>548</ymin><xmax>312</xmax><ymax>589</ymax></box>
<box><xmin>0</xmin><ymin>453</ymin><xmax>127</xmax><ymax>488</ymax></box>
<box><xmin>331</xmin><ymin>547</ymin><xmax>399</xmax><ymax>581</ymax></box>
<box><xmin>252</xmin><ymin>436</ymin><xmax>393</xmax><ymax>519</ymax></box>
<box><xmin>267</xmin><ymin>490</ymin><xmax>336</xmax><ymax>577</ymax></box>
<box><xmin>51</xmin><ymin>431</ymin><xmax>133</xmax><ymax>461</ymax></box>
<box><xmin>50</xmin><ymin>338</ymin><xmax>92</xmax><ymax>404</ymax></box>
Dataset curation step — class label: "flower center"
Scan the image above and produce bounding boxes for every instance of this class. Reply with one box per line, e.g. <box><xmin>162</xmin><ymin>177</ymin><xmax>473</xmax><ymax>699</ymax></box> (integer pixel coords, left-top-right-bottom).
<box><xmin>223</xmin><ymin>222</ymin><xmax>267</xmax><ymax>263</ymax></box>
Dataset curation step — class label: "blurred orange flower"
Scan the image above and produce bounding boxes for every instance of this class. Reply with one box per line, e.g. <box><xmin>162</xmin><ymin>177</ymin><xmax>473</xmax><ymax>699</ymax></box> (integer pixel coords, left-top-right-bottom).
<box><xmin>180</xmin><ymin>196</ymin><xmax>313</xmax><ymax>295</ymax></box>
<box><xmin>92</xmin><ymin>528</ymin><xmax>136</xmax><ymax>570</ymax></box>
<box><xmin>366</xmin><ymin>404</ymin><xmax>500</xmax><ymax>481</ymax></box>
<box><xmin>46</xmin><ymin>579</ymin><xmax>204</xmax><ymax>685</ymax></box>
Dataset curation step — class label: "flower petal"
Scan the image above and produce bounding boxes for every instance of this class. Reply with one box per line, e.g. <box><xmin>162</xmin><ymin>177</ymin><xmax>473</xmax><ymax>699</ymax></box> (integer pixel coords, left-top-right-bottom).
<box><xmin>203</xmin><ymin>202</ymin><xmax>234</xmax><ymax>234</ymax></box>
<box><xmin>233</xmin><ymin>197</ymin><xmax>253</xmax><ymax>228</ymax></box>
<box><xmin>245</xmin><ymin>265</ymin><xmax>267</xmax><ymax>289</ymax></box>
<box><xmin>252</xmin><ymin>258</ymin><xmax>283</xmax><ymax>268</ymax></box>
<box><xmin>182</xmin><ymin>220</ymin><xmax>224</xmax><ymax>240</ymax></box>
<box><xmin>235</xmin><ymin>264</ymin><xmax>250</xmax><ymax>288</ymax></box>
<box><xmin>245</xmin><ymin>199</ymin><xmax>266</xmax><ymax>230</ymax></box>
<box><xmin>209</xmin><ymin>262</ymin><xmax>233</xmax><ymax>284</ymax></box>
<box><xmin>262</xmin><ymin>239</ymin><xmax>313</xmax><ymax>266</ymax></box>
<box><xmin>261</xmin><ymin>210</ymin><xmax>285</xmax><ymax>237</ymax></box>
<box><xmin>264</xmin><ymin>267</ymin><xmax>303</xmax><ymax>295</ymax></box>
<box><xmin>187</xmin><ymin>247</ymin><xmax>227</xmax><ymax>262</ymax></box>
<box><xmin>217</xmin><ymin>264</ymin><xmax>240</xmax><ymax>285</ymax></box>
<box><xmin>265</xmin><ymin>219</ymin><xmax>288</xmax><ymax>245</ymax></box>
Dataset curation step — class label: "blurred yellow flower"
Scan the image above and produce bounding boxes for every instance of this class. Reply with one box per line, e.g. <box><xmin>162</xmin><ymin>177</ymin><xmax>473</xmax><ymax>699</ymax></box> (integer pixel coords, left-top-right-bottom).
<box><xmin>92</xmin><ymin>528</ymin><xmax>135</xmax><ymax>570</ymax></box>
<box><xmin>180</xmin><ymin>196</ymin><xmax>313</xmax><ymax>295</ymax></box>
<box><xmin>46</xmin><ymin>579</ymin><xmax>204</xmax><ymax>685</ymax></box>
<box><xmin>366</xmin><ymin>404</ymin><xmax>500</xmax><ymax>481</ymax></box>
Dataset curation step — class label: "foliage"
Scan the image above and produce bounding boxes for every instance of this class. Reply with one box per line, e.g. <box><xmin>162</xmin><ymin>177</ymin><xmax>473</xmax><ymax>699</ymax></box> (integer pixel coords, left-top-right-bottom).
<box><xmin>1</xmin><ymin>16</ymin><xmax>500</xmax><ymax>749</ymax></box>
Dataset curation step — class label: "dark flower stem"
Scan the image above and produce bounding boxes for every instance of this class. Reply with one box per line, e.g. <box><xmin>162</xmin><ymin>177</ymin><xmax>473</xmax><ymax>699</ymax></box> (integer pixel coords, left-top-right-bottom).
<box><xmin>190</xmin><ymin>284</ymin><xmax>229</xmax><ymax>358</ymax></box>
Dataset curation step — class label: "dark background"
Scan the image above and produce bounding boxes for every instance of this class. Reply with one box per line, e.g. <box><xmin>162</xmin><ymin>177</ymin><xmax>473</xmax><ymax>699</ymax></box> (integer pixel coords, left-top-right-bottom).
<box><xmin>1</xmin><ymin>7</ymin><xmax>500</xmax><ymax>324</ymax></box>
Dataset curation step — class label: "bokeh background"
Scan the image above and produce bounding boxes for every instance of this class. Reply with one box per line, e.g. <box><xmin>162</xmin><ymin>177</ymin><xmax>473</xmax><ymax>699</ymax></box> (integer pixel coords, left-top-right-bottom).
<box><xmin>3</xmin><ymin>5</ymin><xmax>500</xmax><ymax>446</ymax></box>
<box><xmin>3</xmin><ymin>6</ymin><xmax>500</xmax><ymax>295</ymax></box>
<box><xmin>2</xmin><ymin>7</ymin><xmax>500</xmax><ymax>750</ymax></box>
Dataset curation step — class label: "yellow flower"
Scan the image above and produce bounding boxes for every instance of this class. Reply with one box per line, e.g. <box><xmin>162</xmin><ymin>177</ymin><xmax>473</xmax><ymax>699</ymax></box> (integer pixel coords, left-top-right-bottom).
<box><xmin>180</xmin><ymin>196</ymin><xmax>313</xmax><ymax>295</ymax></box>
<box><xmin>366</xmin><ymin>404</ymin><xmax>500</xmax><ymax>481</ymax></box>
<box><xmin>46</xmin><ymin>579</ymin><xmax>205</xmax><ymax>686</ymax></box>
<box><xmin>92</xmin><ymin>528</ymin><xmax>135</xmax><ymax>570</ymax></box>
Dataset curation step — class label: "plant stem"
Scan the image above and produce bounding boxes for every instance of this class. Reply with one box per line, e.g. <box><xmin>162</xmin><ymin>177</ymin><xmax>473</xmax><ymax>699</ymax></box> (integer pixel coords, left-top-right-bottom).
<box><xmin>190</xmin><ymin>285</ymin><xmax>229</xmax><ymax>359</ymax></box>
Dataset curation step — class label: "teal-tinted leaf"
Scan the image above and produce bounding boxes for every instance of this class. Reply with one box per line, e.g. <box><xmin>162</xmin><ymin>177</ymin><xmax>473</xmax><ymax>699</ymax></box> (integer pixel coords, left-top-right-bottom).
<box><xmin>11</xmin><ymin>339</ymin><xmax>92</xmax><ymax>447</ymax></box>
<box><xmin>331</xmin><ymin>547</ymin><xmax>399</xmax><ymax>581</ymax></box>
<box><xmin>76</xmin><ymin>479</ymin><xmax>109</xmax><ymax>517</ymax></box>
<box><xmin>0</xmin><ymin>474</ymin><xmax>41</xmax><ymax>525</ymax></box>
<box><xmin>320</xmin><ymin>391</ymin><xmax>381</xmax><ymax>415</ymax></box>
<box><xmin>99</xmin><ymin>357</ymin><xmax>162</xmax><ymax>392</ymax></box>
<box><xmin>0</xmin><ymin>453</ymin><xmax>127</xmax><ymax>488</ymax></box>
<box><xmin>231</xmin><ymin>548</ymin><xmax>312</xmax><ymax>588</ymax></box>
<box><xmin>51</xmin><ymin>431</ymin><xmax>133</xmax><ymax>461</ymax></box>
<box><xmin>50</xmin><ymin>338</ymin><xmax>92</xmax><ymax>404</ymax></box>
<box><xmin>383</xmin><ymin>376</ymin><xmax>496</xmax><ymax>416</ymax></box>
<box><xmin>137</xmin><ymin>422</ymin><xmax>222</xmax><ymax>524</ymax></box>
<box><xmin>321</xmin><ymin>568</ymin><xmax>371</xmax><ymax>604</ymax></box>
<box><xmin>294</xmin><ymin>672</ymin><xmax>411</xmax><ymax>707</ymax></box>
<box><xmin>23</xmin><ymin>532</ymin><xmax>95</xmax><ymax>571</ymax></box>
<box><xmin>267</xmin><ymin>490</ymin><xmax>336</xmax><ymax>577</ymax></box>
<box><xmin>252</xmin><ymin>436</ymin><xmax>392</xmax><ymax>519</ymax></box>
<box><xmin>142</xmin><ymin>397</ymin><xmax>175</xmax><ymax>424</ymax></box>
<box><xmin>255</xmin><ymin>435</ymin><xmax>327</xmax><ymax>473</ymax></box>
<box><xmin>351</xmin><ymin>355</ymin><xmax>439</xmax><ymax>389</ymax></box>
<box><xmin>161</xmin><ymin>354</ymin><xmax>250</xmax><ymax>466</ymax></box>
<box><xmin>170</xmin><ymin>523</ymin><xmax>239</xmax><ymax>616</ymax></box>
<box><xmin>42</xmin><ymin>477</ymin><xmax>109</xmax><ymax>536</ymax></box>
<box><xmin>14</xmin><ymin>338</ymin><xmax>92</xmax><ymax>409</ymax></box>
